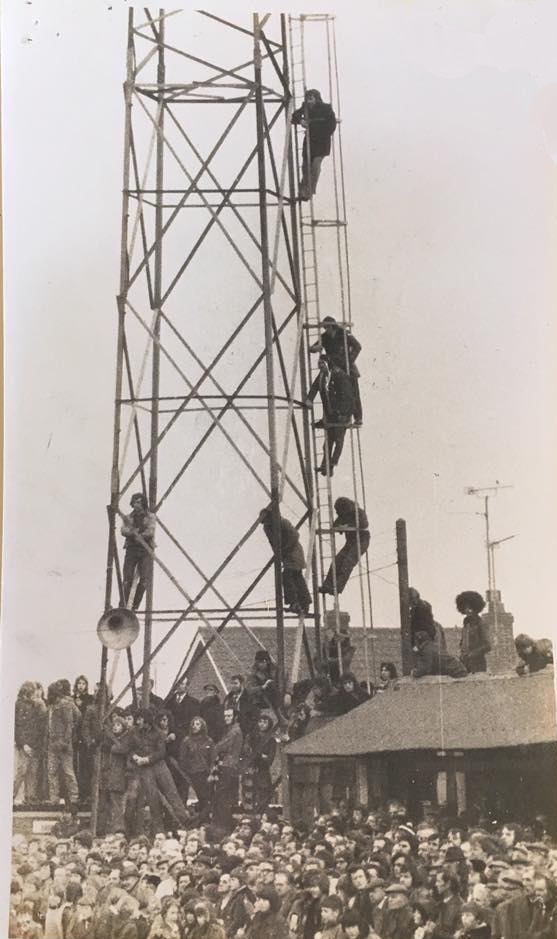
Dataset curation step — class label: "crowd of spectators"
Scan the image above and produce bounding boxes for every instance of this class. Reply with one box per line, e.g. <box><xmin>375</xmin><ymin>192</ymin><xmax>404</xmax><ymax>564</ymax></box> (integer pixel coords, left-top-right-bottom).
<box><xmin>9</xmin><ymin>799</ymin><xmax>557</xmax><ymax>938</ymax></box>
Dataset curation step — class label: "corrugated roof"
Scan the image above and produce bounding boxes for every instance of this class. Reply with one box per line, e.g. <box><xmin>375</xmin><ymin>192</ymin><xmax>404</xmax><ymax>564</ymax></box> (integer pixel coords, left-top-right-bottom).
<box><xmin>285</xmin><ymin>669</ymin><xmax>557</xmax><ymax>757</ymax></box>
<box><xmin>185</xmin><ymin>624</ymin><xmax>462</xmax><ymax>697</ymax></box>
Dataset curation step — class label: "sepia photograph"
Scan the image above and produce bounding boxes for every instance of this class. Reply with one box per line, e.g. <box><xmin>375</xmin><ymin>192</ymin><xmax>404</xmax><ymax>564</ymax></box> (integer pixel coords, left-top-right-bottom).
<box><xmin>2</xmin><ymin>2</ymin><xmax>557</xmax><ymax>937</ymax></box>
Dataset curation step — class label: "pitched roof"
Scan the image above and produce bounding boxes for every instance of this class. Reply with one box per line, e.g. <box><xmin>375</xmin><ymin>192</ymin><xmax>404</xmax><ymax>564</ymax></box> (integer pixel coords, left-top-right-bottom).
<box><xmin>285</xmin><ymin>668</ymin><xmax>557</xmax><ymax>757</ymax></box>
<box><xmin>184</xmin><ymin>624</ymin><xmax>462</xmax><ymax>698</ymax></box>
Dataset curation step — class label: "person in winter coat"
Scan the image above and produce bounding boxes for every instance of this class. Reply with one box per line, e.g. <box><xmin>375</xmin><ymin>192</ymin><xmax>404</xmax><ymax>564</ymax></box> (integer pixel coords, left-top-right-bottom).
<box><xmin>412</xmin><ymin>632</ymin><xmax>467</xmax><ymax>679</ymax></box>
<box><xmin>292</xmin><ymin>88</ymin><xmax>337</xmax><ymax>200</ymax></box>
<box><xmin>190</xmin><ymin>900</ymin><xmax>226</xmax><ymax>939</ymax></box>
<box><xmin>14</xmin><ymin>681</ymin><xmax>47</xmax><ymax>804</ymax></box>
<box><xmin>223</xmin><ymin>675</ymin><xmax>253</xmax><ymax>736</ymax></box>
<box><xmin>409</xmin><ymin>588</ymin><xmax>437</xmax><ymax>645</ymax></box>
<box><xmin>331</xmin><ymin>673</ymin><xmax>370</xmax><ymax>715</ymax></box>
<box><xmin>147</xmin><ymin>897</ymin><xmax>183</xmax><ymax>939</ymax></box>
<box><xmin>245</xmin><ymin>650</ymin><xmax>280</xmax><ymax>715</ymax></box>
<box><xmin>200</xmin><ymin>685</ymin><xmax>225</xmax><ymax>743</ymax></box>
<box><xmin>166</xmin><ymin>678</ymin><xmax>201</xmax><ymax>746</ymax></box>
<box><xmin>98</xmin><ymin>710</ymin><xmax>130</xmax><ymax>835</ymax></box>
<box><xmin>316</xmin><ymin>361</ymin><xmax>354</xmax><ymax>476</ymax></box>
<box><xmin>211</xmin><ymin>707</ymin><xmax>243</xmax><ymax>833</ymax></box>
<box><xmin>112</xmin><ymin>894</ymin><xmax>142</xmax><ymax>939</ymax></box>
<box><xmin>456</xmin><ymin>593</ymin><xmax>491</xmax><ymax>674</ymax></box>
<box><xmin>379</xmin><ymin>884</ymin><xmax>415</xmax><ymax>939</ymax></box>
<box><xmin>72</xmin><ymin>676</ymin><xmax>94</xmax><ymax>801</ymax></box>
<box><xmin>259</xmin><ymin>507</ymin><xmax>312</xmax><ymax>616</ymax></box>
<box><xmin>125</xmin><ymin>709</ymin><xmax>189</xmax><ymax>837</ymax></box>
<box><xmin>246</xmin><ymin>885</ymin><xmax>289</xmax><ymax>939</ymax></box>
<box><xmin>243</xmin><ymin>713</ymin><xmax>277</xmax><ymax>814</ymax></box>
<box><xmin>455</xmin><ymin>901</ymin><xmax>492</xmax><ymax>938</ymax></box>
<box><xmin>515</xmin><ymin>635</ymin><xmax>554</xmax><ymax>675</ymax></box>
<box><xmin>376</xmin><ymin>662</ymin><xmax>400</xmax><ymax>694</ymax></box>
<box><xmin>46</xmin><ymin>680</ymin><xmax>81</xmax><ymax>811</ymax></box>
<box><xmin>319</xmin><ymin>894</ymin><xmax>345</xmax><ymax>939</ymax></box>
<box><xmin>320</xmin><ymin>498</ymin><xmax>370</xmax><ymax>595</ymax></box>
<box><xmin>178</xmin><ymin>716</ymin><xmax>215</xmax><ymax>817</ymax></box>
<box><xmin>121</xmin><ymin>492</ymin><xmax>156</xmax><ymax>610</ymax></box>
<box><xmin>309</xmin><ymin>316</ymin><xmax>363</xmax><ymax>425</ymax></box>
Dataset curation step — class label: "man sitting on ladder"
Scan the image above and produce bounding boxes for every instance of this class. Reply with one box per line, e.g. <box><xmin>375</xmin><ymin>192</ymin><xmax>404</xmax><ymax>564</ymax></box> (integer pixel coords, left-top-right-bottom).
<box><xmin>292</xmin><ymin>88</ymin><xmax>337</xmax><ymax>201</ymax></box>
<box><xmin>258</xmin><ymin>507</ymin><xmax>312</xmax><ymax>616</ymax></box>
<box><xmin>319</xmin><ymin>497</ymin><xmax>370</xmax><ymax>596</ymax></box>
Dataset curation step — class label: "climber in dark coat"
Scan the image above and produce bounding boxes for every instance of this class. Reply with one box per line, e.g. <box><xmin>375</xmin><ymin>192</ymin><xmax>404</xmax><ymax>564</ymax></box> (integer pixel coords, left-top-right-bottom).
<box><xmin>320</xmin><ymin>498</ymin><xmax>370</xmax><ymax>596</ymax></box>
<box><xmin>456</xmin><ymin>591</ymin><xmax>491</xmax><ymax>673</ymax></box>
<box><xmin>259</xmin><ymin>507</ymin><xmax>312</xmax><ymax>616</ymax></box>
<box><xmin>292</xmin><ymin>88</ymin><xmax>337</xmax><ymax>200</ymax></box>
<box><xmin>309</xmin><ymin>316</ymin><xmax>363</xmax><ymax>425</ymax></box>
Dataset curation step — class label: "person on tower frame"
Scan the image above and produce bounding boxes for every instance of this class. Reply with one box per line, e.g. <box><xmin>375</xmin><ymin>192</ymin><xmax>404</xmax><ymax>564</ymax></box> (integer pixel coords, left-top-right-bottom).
<box><xmin>258</xmin><ymin>506</ymin><xmax>312</xmax><ymax>616</ymax></box>
<box><xmin>316</xmin><ymin>360</ymin><xmax>354</xmax><ymax>476</ymax></box>
<box><xmin>291</xmin><ymin>88</ymin><xmax>337</xmax><ymax>201</ymax></box>
<box><xmin>456</xmin><ymin>591</ymin><xmax>491</xmax><ymax>674</ymax></box>
<box><xmin>319</xmin><ymin>497</ymin><xmax>370</xmax><ymax>596</ymax></box>
<box><xmin>309</xmin><ymin>315</ymin><xmax>363</xmax><ymax>426</ymax></box>
<box><xmin>121</xmin><ymin>492</ymin><xmax>156</xmax><ymax>611</ymax></box>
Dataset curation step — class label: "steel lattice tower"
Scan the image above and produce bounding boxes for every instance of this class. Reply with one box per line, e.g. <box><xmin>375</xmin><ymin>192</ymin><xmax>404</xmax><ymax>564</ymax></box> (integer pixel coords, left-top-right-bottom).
<box><xmin>98</xmin><ymin>9</ymin><xmax>320</xmax><ymax>723</ymax></box>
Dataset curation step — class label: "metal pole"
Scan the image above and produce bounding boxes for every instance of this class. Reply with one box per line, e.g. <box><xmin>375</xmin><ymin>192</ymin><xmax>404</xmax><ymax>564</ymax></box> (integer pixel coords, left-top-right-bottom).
<box><xmin>92</xmin><ymin>7</ymin><xmax>135</xmax><ymax>836</ymax></box>
<box><xmin>254</xmin><ymin>14</ymin><xmax>286</xmax><ymax>699</ymax></box>
<box><xmin>397</xmin><ymin>518</ymin><xmax>413</xmax><ymax>675</ymax></box>
<box><xmin>484</xmin><ymin>495</ymin><xmax>493</xmax><ymax>594</ymax></box>
<box><xmin>143</xmin><ymin>10</ymin><xmax>165</xmax><ymax>709</ymax></box>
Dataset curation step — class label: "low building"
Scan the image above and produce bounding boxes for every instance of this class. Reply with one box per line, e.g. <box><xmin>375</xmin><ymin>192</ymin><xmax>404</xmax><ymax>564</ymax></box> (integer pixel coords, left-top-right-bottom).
<box><xmin>285</xmin><ymin>668</ymin><xmax>557</xmax><ymax>826</ymax></box>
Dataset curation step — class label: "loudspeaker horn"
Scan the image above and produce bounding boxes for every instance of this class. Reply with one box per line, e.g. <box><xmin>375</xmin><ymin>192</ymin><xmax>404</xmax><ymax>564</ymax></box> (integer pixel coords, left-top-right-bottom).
<box><xmin>97</xmin><ymin>608</ymin><xmax>140</xmax><ymax>650</ymax></box>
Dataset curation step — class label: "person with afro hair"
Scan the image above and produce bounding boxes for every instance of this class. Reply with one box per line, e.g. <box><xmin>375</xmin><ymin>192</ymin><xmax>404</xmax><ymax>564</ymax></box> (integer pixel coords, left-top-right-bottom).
<box><xmin>456</xmin><ymin>592</ymin><xmax>491</xmax><ymax>674</ymax></box>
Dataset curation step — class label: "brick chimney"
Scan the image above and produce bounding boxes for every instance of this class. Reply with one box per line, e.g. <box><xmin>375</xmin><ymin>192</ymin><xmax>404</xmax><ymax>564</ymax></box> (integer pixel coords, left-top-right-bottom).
<box><xmin>482</xmin><ymin>589</ymin><xmax>516</xmax><ymax>673</ymax></box>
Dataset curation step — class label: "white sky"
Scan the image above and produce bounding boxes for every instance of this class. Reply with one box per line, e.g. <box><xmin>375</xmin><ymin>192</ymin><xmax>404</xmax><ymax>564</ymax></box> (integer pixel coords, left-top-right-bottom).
<box><xmin>2</xmin><ymin>0</ymin><xmax>557</xmax><ymax>719</ymax></box>
<box><xmin>2</xmin><ymin>0</ymin><xmax>557</xmax><ymax>923</ymax></box>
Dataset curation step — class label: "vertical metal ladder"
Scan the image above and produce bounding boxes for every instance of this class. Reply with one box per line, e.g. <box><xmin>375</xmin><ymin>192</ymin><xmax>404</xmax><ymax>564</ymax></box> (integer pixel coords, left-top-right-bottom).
<box><xmin>288</xmin><ymin>13</ymin><xmax>375</xmax><ymax>690</ymax></box>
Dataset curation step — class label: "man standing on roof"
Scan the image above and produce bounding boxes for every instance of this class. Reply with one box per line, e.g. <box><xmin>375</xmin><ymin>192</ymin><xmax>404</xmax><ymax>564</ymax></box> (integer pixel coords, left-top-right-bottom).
<box><xmin>121</xmin><ymin>492</ymin><xmax>156</xmax><ymax>611</ymax></box>
<box><xmin>292</xmin><ymin>88</ymin><xmax>337</xmax><ymax>201</ymax></box>
<box><xmin>258</xmin><ymin>507</ymin><xmax>312</xmax><ymax>616</ymax></box>
<box><xmin>309</xmin><ymin>316</ymin><xmax>363</xmax><ymax>426</ymax></box>
<box><xmin>319</xmin><ymin>498</ymin><xmax>370</xmax><ymax>596</ymax></box>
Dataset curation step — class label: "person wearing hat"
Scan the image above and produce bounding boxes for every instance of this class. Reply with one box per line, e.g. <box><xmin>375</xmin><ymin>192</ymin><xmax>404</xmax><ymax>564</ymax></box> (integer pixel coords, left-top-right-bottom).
<box><xmin>319</xmin><ymin>497</ymin><xmax>370</xmax><ymax>597</ymax></box>
<box><xmin>121</xmin><ymin>492</ymin><xmax>156</xmax><ymax>611</ymax></box>
<box><xmin>379</xmin><ymin>883</ymin><xmax>414</xmax><ymax>938</ymax></box>
<box><xmin>258</xmin><ymin>507</ymin><xmax>312</xmax><ymax>617</ymax></box>
<box><xmin>291</xmin><ymin>89</ymin><xmax>337</xmax><ymax>201</ymax></box>
<box><xmin>309</xmin><ymin>315</ymin><xmax>363</xmax><ymax>425</ymax></box>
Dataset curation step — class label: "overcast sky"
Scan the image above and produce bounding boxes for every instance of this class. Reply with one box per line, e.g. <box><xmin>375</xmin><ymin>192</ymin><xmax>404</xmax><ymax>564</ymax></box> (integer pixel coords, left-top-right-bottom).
<box><xmin>3</xmin><ymin>0</ymin><xmax>557</xmax><ymax>695</ymax></box>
